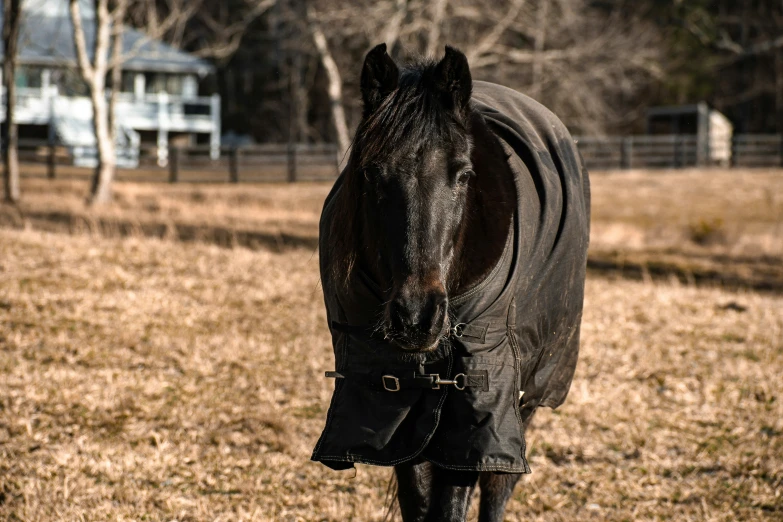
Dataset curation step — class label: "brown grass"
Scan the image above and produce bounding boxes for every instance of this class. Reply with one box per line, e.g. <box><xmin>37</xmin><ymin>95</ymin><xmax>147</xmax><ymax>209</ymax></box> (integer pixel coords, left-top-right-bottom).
<box><xmin>590</xmin><ymin>169</ymin><xmax>783</xmax><ymax>253</ymax></box>
<box><xmin>1</xmin><ymin>167</ymin><xmax>782</xmax><ymax>519</ymax></box>
<box><xmin>1</xmin><ymin>225</ymin><xmax>781</xmax><ymax>521</ymax></box>
<box><xmin>4</xmin><ymin>167</ymin><xmax>783</xmax><ymax>289</ymax></box>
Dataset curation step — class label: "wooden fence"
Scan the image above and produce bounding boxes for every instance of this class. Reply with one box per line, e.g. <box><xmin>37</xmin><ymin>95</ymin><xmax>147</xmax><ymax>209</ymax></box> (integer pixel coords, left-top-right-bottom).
<box><xmin>15</xmin><ymin>140</ymin><xmax>341</xmax><ymax>183</ymax></box>
<box><xmin>12</xmin><ymin>134</ymin><xmax>783</xmax><ymax>182</ymax></box>
<box><xmin>576</xmin><ymin>135</ymin><xmax>702</xmax><ymax>170</ymax></box>
<box><xmin>577</xmin><ymin>134</ymin><xmax>783</xmax><ymax>170</ymax></box>
<box><xmin>163</xmin><ymin>143</ymin><xmax>341</xmax><ymax>183</ymax></box>
<box><xmin>731</xmin><ymin>135</ymin><xmax>783</xmax><ymax>167</ymax></box>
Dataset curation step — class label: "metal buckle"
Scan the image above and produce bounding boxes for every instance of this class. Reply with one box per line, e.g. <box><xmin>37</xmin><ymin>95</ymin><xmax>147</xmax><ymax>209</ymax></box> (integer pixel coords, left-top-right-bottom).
<box><xmin>451</xmin><ymin>323</ymin><xmax>466</xmax><ymax>338</ymax></box>
<box><xmin>382</xmin><ymin>375</ymin><xmax>401</xmax><ymax>392</ymax></box>
<box><xmin>429</xmin><ymin>373</ymin><xmax>467</xmax><ymax>390</ymax></box>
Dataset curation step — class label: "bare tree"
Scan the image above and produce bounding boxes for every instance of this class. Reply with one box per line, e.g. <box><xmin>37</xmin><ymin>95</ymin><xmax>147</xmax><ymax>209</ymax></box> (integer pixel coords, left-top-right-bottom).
<box><xmin>529</xmin><ymin>0</ymin><xmax>548</xmax><ymax>100</ymax></box>
<box><xmin>69</xmin><ymin>0</ymin><xmax>127</xmax><ymax>205</ymax></box>
<box><xmin>2</xmin><ymin>0</ymin><xmax>22</xmax><ymax>203</ymax></box>
<box><xmin>128</xmin><ymin>0</ymin><xmax>276</xmax><ymax>65</ymax></box>
<box><xmin>244</xmin><ymin>0</ymin><xmax>663</xmax><ymax>150</ymax></box>
<box><xmin>425</xmin><ymin>0</ymin><xmax>448</xmax><ymax>57</ymax></box>
<box><xmin>382</xmin><ymin>0</ymin><xmax>409</xmax><ymax>56</ymax></box>
<box><xmin>306</xmin><ymin>4</ymin><xmax>351</xmax><ymax>160</ymax></box>
<box><xmin>68</xmin><ymin>0</ymin><xmax>274</xmax><ymax>204</ymax></box>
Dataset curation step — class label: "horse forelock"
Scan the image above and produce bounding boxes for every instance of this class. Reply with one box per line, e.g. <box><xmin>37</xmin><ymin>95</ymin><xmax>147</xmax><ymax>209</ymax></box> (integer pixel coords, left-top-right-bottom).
<box><xmin>355</xmin><ymin>64</ymin><xmax>470</xmax><ymax>167</ymax></box>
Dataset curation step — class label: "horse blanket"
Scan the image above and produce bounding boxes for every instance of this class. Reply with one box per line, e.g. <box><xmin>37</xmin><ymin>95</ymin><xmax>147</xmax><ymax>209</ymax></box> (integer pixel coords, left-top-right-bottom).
<box><xmin>311</xmin><ymin>81</ymin><xmax>591</xmax><ymax>472</ymax></box>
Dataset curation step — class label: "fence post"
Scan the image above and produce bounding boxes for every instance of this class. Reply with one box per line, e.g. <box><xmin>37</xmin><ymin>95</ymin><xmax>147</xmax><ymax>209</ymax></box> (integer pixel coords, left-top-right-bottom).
<box><xmin>169</xmin><ymin>146</ymin><xmax>179</xmax><ymax>183</ymax></box>
<box><xmin>621</xmin><ymin>137</ymin><xmax>633</xmax><ymax>169</ymax></box>
<box><xmin>229</xmin><ymin>147</ymin><xmax>240</xmax><ymax>183</ymax></box>
<box><xmin>47</xmin><ymin>141</ymin><xmax>56</xmax><ymax>179</ymax></box>
<box><xmin>698</xmin><ymin>133</ymin><xmax>708</xmax><ymax>167</ymax></box>
<box><xmin>780</xmin><ymin>135</ymin><xmax>783</xmax><ymax>168</ymax></box>
<box><xmin>287</xmin><ymin>142</ymin><xmax>297</xmax><ymax>182</ymax></box>
<box><xmin>730</xmin><ymin>135</ymin><xmax>738</xmax><ymax>168</ymax></box>
<box><xmin>673</xmin><ymin>135</ymin><xmax>681</xmax><ymax>168</ymax></box>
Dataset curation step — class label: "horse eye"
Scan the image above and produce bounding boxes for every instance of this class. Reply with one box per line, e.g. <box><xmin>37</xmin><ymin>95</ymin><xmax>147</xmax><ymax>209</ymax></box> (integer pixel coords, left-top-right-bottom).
<box><xmin>456</xmin><ymin>170</ymin><xmax>474</xmax><ymax>186</ymax></box>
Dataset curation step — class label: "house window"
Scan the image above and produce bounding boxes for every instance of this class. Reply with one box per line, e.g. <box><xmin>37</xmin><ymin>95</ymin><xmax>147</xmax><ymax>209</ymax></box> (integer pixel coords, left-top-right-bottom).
<box><xmin>120</xmin><ymin>71</ymin><xmax>136</xmax><ymax>93</ymax></box>
<box><xmin>15</xmin><ymin>66</ymin><xmax>43</xmax><ymax>89</ymax></box>
<box><xmin>144</xmin><ymin>73</ymin><xmax>184</xmax><ymax>95</ymax></box>
<box><xmin>49</xmin><ymin>68</ymin><xmax>88</xmax><ymax>96</ymax></box>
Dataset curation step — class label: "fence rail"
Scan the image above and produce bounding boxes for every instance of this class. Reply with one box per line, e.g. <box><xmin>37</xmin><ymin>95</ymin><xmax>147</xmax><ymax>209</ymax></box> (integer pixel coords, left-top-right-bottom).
<box><xmin>11</xmin><ymin>134</ymin><xmax>783</xmax><ymax>182</ymax></box>
<box><xmin>576</xmin><ymin>134</ymin><xmax>782</xmax><ymax>170</ymax></box>
<box><xmin>731</xmin><ymin>135</ymin><xmax>783</xmax><ymax>167</ymax></box>
<box><xmin>14</xmin><ymin>140</ymin><xmax>341</xmax><ymax>183</ymax></box>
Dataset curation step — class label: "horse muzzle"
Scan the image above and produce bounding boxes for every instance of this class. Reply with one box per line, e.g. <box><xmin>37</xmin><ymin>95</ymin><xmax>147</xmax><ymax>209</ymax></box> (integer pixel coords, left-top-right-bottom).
<box><xmin>385</xmin><ymin>289</ymin><xmax>450</xmax><ymax>352</ymax></box>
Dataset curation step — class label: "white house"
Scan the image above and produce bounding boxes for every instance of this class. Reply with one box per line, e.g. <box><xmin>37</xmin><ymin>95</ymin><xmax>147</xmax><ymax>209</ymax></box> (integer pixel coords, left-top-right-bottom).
<box><xmin>0</xmin><ymin>0</ymin><xmax>221</xmax><ymax>167</ymax></box>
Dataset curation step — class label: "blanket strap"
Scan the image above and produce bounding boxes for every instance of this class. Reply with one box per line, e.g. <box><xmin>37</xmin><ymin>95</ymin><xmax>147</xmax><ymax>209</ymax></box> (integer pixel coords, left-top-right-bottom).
<box><xmin>325</xmin><ymin>370</ymin><xmax>489</xmax><ymax>392</ymax></box>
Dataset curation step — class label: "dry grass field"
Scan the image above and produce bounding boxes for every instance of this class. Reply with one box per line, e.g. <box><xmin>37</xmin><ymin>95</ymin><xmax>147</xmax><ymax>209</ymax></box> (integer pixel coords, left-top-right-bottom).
<box><xmin>1</xmin><ymin>168</ymin><xmax>782</xmax><ymax>521</ymax></box>
<box><xmin>2</xmin><ymin>167</ymin><xmax>782</xmax><ymax>289</ymax></box>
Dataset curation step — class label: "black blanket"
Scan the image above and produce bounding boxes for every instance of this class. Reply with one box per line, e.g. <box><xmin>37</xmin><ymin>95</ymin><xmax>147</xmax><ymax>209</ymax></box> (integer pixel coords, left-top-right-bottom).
<box><xmin>312</xmin><ymin>81</ymin><xmax>591</xmax><ymax>472</ymax></box>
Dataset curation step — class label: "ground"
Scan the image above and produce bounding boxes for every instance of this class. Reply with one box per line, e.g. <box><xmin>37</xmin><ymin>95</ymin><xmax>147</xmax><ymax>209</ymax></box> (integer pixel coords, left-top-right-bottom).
<box><xmin>0</xmin><ymin>169</ymin><xmax>782</xmax><ymax>521</ymax></box>
<box><xmin>3</xmin><ymin>168</ymin><xmax>782</xmax><ymax>289</ymax></box>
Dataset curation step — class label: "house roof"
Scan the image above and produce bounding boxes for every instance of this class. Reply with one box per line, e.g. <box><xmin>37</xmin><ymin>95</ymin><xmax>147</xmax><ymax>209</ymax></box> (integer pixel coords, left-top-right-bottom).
<box><xmin>0</xmin><ymin>12</ymin><xmax>215</xmax><ymax>76</ymax></box>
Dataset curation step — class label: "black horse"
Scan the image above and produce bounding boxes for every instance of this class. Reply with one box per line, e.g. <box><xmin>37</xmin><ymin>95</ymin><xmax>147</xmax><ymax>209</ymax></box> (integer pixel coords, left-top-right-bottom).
<box><xmin>313</xmin><ymin>44</ymin><xmax>590</xmax><ymax>521</ymax></box>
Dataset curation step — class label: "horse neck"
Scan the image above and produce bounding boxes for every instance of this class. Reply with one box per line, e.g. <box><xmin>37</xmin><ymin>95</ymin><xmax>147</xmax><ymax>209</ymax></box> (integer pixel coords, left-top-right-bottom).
<box><xmin>448</xmin><ymin>111</ymin><xmax>516</xmax><ymax>295</ymax></box>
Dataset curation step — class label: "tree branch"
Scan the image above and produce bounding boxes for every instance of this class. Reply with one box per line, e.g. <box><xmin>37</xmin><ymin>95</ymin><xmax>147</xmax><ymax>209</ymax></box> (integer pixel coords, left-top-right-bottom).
<box><xmin>93</xmin><ymin>0</ymin><xmax>112</xmax><ymax>80</ymax></box>
<box><xmin>69</xmin><ymin>0</ymin><xmax>95</xmax><ymax>80</ymax></box>
<box><xmin>307</xmin><ymin>4</ymin><xmax>351</xmax><ymax>159</ymax></box>
<box><xmin>381</xmin><ymin>0</ymin><xmax>408</xmax><ymax>53</ymax></box>
<box><xmin>425</xmin><ymin>0</ymin><xmax>448</xmax><ymax>56</ymax></box>
<box><xmin>465</xmin><ymin>0</ymin><xmax>526</xmax><ymax>64</ymax></box>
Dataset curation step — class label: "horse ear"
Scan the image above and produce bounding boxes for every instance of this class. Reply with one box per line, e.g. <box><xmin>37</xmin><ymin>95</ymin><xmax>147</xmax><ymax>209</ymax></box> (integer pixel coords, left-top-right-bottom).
<box><xmin>361</xmin><ymin>43</ymin><xmax>399</xmax><ymax>117</ymax></box>
<box><xmin>434</xmin><ymin>46</ymin><xmax>472</xmax><ymax>113</ymax></box>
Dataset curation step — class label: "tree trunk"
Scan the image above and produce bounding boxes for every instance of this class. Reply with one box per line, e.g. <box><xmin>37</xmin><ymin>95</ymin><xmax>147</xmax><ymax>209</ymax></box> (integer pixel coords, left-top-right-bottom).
<box><xmin>2</xmin><ymin>0</ymin><xmax>22</xmax><ymax>203</ymax></box>
<box><xmin>382</xmin><ymin>0</ymin><xmax>408</xmax><ymax>57</ymax></box>
<box><xmin>425</xmin><ymin>0</ymin><xmax>448</xmax><ymax>57</ymax></box>
<box><xmin>71</xmin><ymin>0</ymin><xmax>119</xmax><ymax>205</ymax></box>
<box><xmin>531</xmin><ymin>0</ymin><xmax>549</xmax><ymax>100</ymax></box>
<box><xmin>91</xmin><ymin>0</ymin><xmax>126</xmax><ymax>205</ymax></box>
<box><xmin>307</xmin><ymin>6</ymin><xmax>350</xmax><ymax>162</ymax></box>
<box><xmin>90</xmin><ymin>90</ymin><xmax>116</xmax><ymax>204</ymax></box>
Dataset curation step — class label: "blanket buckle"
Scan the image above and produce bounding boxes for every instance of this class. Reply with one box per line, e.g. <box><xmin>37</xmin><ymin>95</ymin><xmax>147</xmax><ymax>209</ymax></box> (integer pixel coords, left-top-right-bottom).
<box><xmin>382</xmin><ymin>375</ymin><xmax>401</xmax><ymax>392</ymax></box>
<box><xmin>430</xmin><ymin>373</ymin><xmax>467</xmax><ymax>390</ymax></box>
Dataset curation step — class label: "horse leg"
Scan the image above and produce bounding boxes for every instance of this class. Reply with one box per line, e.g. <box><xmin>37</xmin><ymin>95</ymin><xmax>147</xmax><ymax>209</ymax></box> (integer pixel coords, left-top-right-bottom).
<box><xmin>423</xmin><ymin>467</ymin><xmax>479</xmax><ymax>522</ymax></box>
<box><xmin>395</xmin><ymin>460</ymin><xmax>434</xmax><ymax>522</ymax></box>
<box><xmin>477</xmin><ymin>472</ymin><xmax>522</xmax><ymax>522</ymax></box>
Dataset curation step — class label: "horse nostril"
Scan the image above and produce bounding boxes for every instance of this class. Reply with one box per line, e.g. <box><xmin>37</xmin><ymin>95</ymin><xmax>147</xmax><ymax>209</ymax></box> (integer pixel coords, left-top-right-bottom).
<box><xmin>388</xmin><ymin>298</ymin><xmax>415</xmax><ymax>331</ymax></box>
<box><xmin>387</xmin><ymin>291</ymin><xmax>448</xmax><ymax>336</ymax></box>
<box><xmin>427</xmin><ymin>293</ymin><xmax>448</xmax><ymax>335</ymax></box>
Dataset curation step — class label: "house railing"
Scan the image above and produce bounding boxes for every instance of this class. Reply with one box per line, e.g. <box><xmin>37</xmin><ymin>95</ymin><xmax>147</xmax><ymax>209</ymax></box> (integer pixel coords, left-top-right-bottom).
<box><xmin>112</xmin><ymin>91</ymin><xmax>219</xmax><ymax>127</ymax></box>
<box><xmin>2</xmin><ymin>87</ymin><xmax>219</xmax><ymax>134</ymax></box>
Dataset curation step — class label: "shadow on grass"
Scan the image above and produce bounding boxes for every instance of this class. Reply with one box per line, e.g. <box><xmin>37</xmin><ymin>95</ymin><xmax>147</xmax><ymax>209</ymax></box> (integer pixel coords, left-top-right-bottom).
<box><xmin>3</xmin><ymin>205</ymin><xmax>782</xmax><ymax>292</ymax></box>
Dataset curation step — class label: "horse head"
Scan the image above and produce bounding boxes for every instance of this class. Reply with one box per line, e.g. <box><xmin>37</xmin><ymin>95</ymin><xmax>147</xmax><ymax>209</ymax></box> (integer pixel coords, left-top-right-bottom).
<box><xmin>351</xmin><ymin>44</ymin><xmax>475</xmax><ymax>352</ymax></box>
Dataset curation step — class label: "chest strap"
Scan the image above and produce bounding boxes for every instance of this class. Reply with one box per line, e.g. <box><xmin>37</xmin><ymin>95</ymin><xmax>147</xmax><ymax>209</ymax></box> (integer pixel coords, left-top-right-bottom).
<box><xmin>326</xmin><ymin>370</ymin><xmax>489</xmax><ymax>392</ymax></box>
